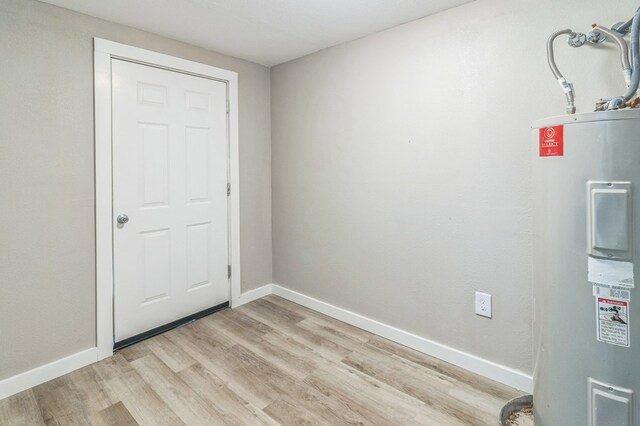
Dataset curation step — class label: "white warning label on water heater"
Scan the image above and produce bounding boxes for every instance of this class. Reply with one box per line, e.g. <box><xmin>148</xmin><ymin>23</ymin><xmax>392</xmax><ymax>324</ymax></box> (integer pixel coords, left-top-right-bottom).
<box><xmin>597</xmin><ymin>297</ymin><xmax>630</xmax><ymax>347</ymax></box>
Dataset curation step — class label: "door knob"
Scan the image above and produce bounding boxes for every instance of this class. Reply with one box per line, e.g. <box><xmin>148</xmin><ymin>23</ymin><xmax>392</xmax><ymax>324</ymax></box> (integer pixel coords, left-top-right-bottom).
<box><xmin>116</xmin><ymin>214</ymin><xmax>129</xmax><ymax>225</ymax></box>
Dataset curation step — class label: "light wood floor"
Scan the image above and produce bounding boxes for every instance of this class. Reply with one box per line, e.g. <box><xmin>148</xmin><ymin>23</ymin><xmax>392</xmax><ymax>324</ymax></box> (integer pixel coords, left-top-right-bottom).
<box><xmin>0</xmin><ymin>295</ymin><xmax>523</xmax><ymax>425</ymax></box>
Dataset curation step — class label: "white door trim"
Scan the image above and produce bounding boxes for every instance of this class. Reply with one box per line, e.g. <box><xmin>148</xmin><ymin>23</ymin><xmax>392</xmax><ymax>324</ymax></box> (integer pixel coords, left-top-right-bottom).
<box><xmin>94</xmin><ymin>38</ymin><xmax>240</xmax><ymax>360</ymax></box>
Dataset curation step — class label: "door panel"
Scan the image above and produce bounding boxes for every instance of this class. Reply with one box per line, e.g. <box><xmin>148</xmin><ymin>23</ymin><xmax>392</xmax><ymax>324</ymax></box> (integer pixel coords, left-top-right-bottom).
<box><xmin>112</xmin><ymin>59</ymin><xmax>229</xmax><ymax>342</ymax></box>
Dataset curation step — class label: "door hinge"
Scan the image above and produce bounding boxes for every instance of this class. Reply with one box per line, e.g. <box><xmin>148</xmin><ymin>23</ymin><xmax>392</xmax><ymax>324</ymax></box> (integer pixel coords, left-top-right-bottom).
<box><xmin>227</xmin><ymin>183</ymin><xmax>231</xmax><ymax>196</ymax></box>
<box><xmin>226</xmin><ymin>100</ymin><xmax>230</xmax><ymax>114</ymax></box>
<box><xmin>228</xmin><ymin>265</ymin><xmax>232</xmax><ymax>279</ymax></box>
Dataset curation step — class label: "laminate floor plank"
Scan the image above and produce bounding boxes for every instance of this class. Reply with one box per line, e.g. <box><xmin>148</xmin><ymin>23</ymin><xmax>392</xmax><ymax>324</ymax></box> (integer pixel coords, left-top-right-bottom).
<box><xmin>343</xmin><ymin>349</ymin><xmax>502</xmax><ymax>425</ymax></box>
<box><xmin>90</xmin><ymin>401</ymin><xmax>138</xmax><ymax>426</ymax></box>
<box><xmin>264</xmin><ymin>295</ymin><xmax>371</xmax><ymax>343</ymax></box>
<box><xmin>91</xmin><ymin>353</ymin><xmax>186</xmax><ymax>426</ymax></box>
<box><xmin>0</xmin><ymin>296</ymin><xmax>523</xmax><ymax>425</ymax></box>
<box><xmin>250</xmin><ymin>298</ymin><xmax>307</xmax><ymax>324</ymax></box>
<box><xmin>177</xmin><ymin>363</ymin><xmax>278</xmax><ymax>426</ymax></box>
<box><xmin>32</xmin><ymin>373</ymin><xmax>102</xmax><ymax>425</ymax></box>
<box><xmin>240</xmin><ymin>305</ymin><xmax>355</xmax><ymax>361</ymax></box>
<box><xmin>120</xmin><ymin>335</ymin><xmax>197</xmax><ymax>373</ymax></box>
<box><xmin>219</xmin><ymin>343</ymin><xmax>321</xmax><ymax>409</ymax></box>
<box><xmin>366</xmin><ymin>334</ymin><xmax>519</xmax><ymax>401</ymax></box>
<box><xmin>237</xmin><ymin>333</ymin><xmax>385</xmax><ymax>426</ymax></box>
<box><xmin>164</xmin><ymin>328</ymin><xmax>279</xmax><ymax>409</ymax></box>
<box><xmin>261</xmin><ymin>328</ymin><xmax>337</xmax><ymax>374</ymax></box>
<box><xmin>359</xmin><ymin>343</ymin><xmax>507</xmax><ymax>409</ymax></box>
<box><xmin>263</xmin><ymin>398</ymin><xmax>330</xmax><ymax>426</ymax></box>
<box><xmin>63</xmin><ymin>364</ymin><xmax>113</xmax><ymax>414</ymax></box>
<box><xmin>305</xmin><ymin>359</ymin><xmax>443</xmax><ymax>426</ymax></box>
<box><xmin>207</xmin><ymin>315</ymin><xmax>318</xmax><ymax>380</ymax></box>
<box><xmin>296</xmin><ymin>317</ymin><xmax>374</xmax><ymax>356</ymax></box>
<box><xmin>118</xmin><ymin>385</ymin><xmax>185</xmax><ymax>426</ymax></box>
<box><xmin>214</xmin><ymin>308</ymin><xmax>275</xmax><ymax>336</ymax></box>
<box><xmin>130</xmin><ymin>353</ymin><xmax>229</xmax><ymax>425</ymax></box>
<box><xmin>0</xmin><ymin>390</ymin><xmax>45</xmax><ymax>426</ymax></box>
<box><xmin>201</xmin><ymin>312</ymin><xmax>266</xmax><ymax>345</ymax></box>
<box><xmin>117</xmin><ymin>337</ymin><xmax>155</xmax><ymax>363</ymax></box>
<box><xmin>91</xmin><ymin>353</ymin><xmax>150</xmax><ymax>401</ymax></box>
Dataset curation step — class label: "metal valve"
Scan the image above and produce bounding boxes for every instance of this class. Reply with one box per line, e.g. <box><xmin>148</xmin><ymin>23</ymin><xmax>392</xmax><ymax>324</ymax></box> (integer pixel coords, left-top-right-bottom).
<box><xmin>568</xmin><ymin>32</ymin><xmax>587</xmax><ymax>47</ymax></box>
<box><xmin>587</xmin><ymin>29</ymin><xmax>606</xmax><ymax>44</ymax></box>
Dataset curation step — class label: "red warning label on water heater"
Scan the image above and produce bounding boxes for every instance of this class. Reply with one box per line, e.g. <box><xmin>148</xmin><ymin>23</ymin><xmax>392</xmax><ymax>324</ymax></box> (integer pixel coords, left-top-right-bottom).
<box><xmin>539</xmin><ymin>125</ymin><xmax>564</xmax><ymax>157</ymax></box>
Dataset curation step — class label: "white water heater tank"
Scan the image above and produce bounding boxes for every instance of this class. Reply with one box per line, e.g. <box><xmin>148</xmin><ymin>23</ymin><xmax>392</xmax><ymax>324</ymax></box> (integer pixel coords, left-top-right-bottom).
<box><xmin>532</xmin><ymin>110</ymin><xmax>640</xmax><ymax>425</ymax></box>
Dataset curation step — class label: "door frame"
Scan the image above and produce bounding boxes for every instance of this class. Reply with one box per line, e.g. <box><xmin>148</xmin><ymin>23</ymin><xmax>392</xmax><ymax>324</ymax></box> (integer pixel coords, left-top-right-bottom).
<box><xmin>94</xmin><ymin>38</ymin><xmax>241</xmax><ymax>360</ymax></box>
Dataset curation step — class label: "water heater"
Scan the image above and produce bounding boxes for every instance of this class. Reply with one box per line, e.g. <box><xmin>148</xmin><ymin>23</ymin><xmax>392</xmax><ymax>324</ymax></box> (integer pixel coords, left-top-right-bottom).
<box><xmin>532</xmin><ymin>110</ymin><xmax>640</xmax><ymax>425</ymax></box>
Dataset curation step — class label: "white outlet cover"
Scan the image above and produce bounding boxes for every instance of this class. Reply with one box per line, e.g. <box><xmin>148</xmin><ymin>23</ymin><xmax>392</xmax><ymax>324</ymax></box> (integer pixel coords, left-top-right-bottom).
<box><xmin>475</xmin><ymin>291</ymin><xmax>492</xmax><ymax>318</ymax></box>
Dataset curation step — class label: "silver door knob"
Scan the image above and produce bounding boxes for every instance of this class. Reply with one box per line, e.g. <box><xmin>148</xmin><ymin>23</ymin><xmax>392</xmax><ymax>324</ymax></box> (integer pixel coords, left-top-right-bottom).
<box><xmin>116</xmin><ymin>214</ymin><xmax>129</xmax><ymax>225</ymax></box>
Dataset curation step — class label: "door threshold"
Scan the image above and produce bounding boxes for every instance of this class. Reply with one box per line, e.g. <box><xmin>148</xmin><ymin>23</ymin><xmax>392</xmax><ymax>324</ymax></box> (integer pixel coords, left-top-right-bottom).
<box><xmin>113</xmin><ymin>301</ymin><xmax>229</xmax><ymax>351</ymax></box>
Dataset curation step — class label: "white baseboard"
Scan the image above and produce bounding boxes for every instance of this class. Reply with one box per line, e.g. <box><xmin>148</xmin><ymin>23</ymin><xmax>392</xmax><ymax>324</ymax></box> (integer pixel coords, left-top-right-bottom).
<box><xmin>233</xmin><ymin>284</ymin><xmax>274</xmax><ymax>308</ymax></box>
<box><xmin>0</xmin><ymin>284</ymin><xmax>270</xmax><ymax>401</ymax></box>
<box><xmin>0</xmin><ymin>283</ymin><xmax>532</xmax><ymax>401</ymax></box>
<box><xmin>0</xmin><ymin>348</ymin><xmax>98</xmax><ymax>400</ymax></box>
<box><xmin>265</xmin><ymin>284</ymin><xmax>532</xmax><ymax>393</ymax></box>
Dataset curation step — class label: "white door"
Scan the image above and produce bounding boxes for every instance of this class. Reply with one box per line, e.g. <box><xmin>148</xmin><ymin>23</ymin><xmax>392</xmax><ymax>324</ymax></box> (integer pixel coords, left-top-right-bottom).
<box><xmin>112</xmin><ymin>59</ymin><xmax>229</xmax><ymax>343</ymax></box>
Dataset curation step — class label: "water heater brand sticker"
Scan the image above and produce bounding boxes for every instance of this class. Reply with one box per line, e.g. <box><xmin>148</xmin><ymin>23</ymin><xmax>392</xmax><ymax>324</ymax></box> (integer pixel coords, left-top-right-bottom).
<box><xmin>588</xmin><ymin>257</ymin><xmax>635</xmax><ymax>288</ymax></box>
<box><xmin>539</xmin><ymin>125</ymin><xmax>564</xmax><ymax>157</ymax></box>
<box><xmin>597</xmin><ymin>297</ymin><xmax>630</xmax><ymax>347</ymax></box>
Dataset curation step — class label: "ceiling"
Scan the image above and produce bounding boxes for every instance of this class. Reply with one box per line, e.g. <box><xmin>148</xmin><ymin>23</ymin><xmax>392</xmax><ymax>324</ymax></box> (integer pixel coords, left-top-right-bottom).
<box><xmin>39</xmin><ymin>0</ymin><xmax>473</xmax><ymax>66</ymax></box>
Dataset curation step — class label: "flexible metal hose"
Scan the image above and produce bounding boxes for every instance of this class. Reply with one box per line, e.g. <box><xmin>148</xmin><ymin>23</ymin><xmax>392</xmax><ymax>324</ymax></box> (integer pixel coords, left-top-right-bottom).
<box><xmin>614</xmin><ymin>16</ymin><xmax>634</xmax><ymax>36</ymax></box>
<box><xmin>547</xmin><ymin>29</ymin><xmax>576</xmax><ymax>114</ymax></box>
<box><xmin>609</xmin><ymin>8</ymin><xmax>640</xmax><ymax>109</ymax></box>
<box><xmin>595</xmin><ymin>26</ymin><xmax>631</xmax><ymax>86</ymax></box>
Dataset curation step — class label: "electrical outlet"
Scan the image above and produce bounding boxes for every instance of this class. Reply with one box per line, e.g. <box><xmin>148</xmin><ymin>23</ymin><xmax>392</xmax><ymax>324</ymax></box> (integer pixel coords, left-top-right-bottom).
<box><xmin>475</xmin><ymin>291</ymin><xmax>492</xmax><ymax>318</ymax></box>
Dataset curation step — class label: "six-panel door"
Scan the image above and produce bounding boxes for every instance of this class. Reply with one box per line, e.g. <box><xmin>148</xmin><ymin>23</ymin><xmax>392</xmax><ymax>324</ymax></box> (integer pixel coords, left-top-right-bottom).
<box><xmin>112</xmin><ymin>59</ymin><xmax>229</xmax><ymax>343</ymax></box>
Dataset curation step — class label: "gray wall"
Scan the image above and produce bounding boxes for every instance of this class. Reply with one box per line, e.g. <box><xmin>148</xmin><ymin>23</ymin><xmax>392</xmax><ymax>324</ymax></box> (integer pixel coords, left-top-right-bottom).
<box><xmin>0</xmin><ymin>0</ymin><xmax>271</xmax><ymax>380</ymax></box>
<box><xmin>271</xmin><ymin>0</ymin><xmax>637</xmax><ymax>374</ymax></box>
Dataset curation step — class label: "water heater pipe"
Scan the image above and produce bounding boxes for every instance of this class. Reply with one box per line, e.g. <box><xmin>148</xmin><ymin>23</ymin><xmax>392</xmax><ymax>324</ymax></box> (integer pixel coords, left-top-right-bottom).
<box><xmin>594</xmin><ymin>25</ymin><xmax>631</xmax><ymax>87</ymax></box>
<box><xmin>609</xmin><ymin>8</ymin><xmax>640</xmax><ymax>109</ymax></box>
<box><xmin>547</xmin><ymin>29</ymin><xmax>576</xmax><ymax>114</ymax></box>
<box><xmin>613</xmin><ymin>16</ymin><xmax>634</xmax><ymax>36</ymax></box>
